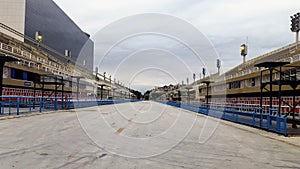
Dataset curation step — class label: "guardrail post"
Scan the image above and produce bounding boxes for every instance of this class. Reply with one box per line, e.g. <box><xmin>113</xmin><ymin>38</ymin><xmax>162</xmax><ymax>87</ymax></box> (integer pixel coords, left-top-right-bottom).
<box><xmin>232</xmin><ymin>109</ymin><xmax>235</xmax><ymax>121</ymax></box>
<box><xmin>252</xmin><ymin>108</ymin><xmax>256</xmax><ymax>126</ymax></box>
<box><xmin>284</xmin><ymin>118</ymin><xmax>287</xmax><ymax>136</ymax></box>
<box><xmin>260</xmin><ymin>109</ymin><xmax>263</xmax><ymax>127</ymax></box>
<box><xmin>9</xmin><ymin>97</ymin><xmax>11</xmax><ymax>115</ymax></box>
<box><xmin>55</xmin><ymin>98</ymin><xmax>58</xmax><ymax>110</ymax></box>
<box><xmin>0</xmin><ymin>100</ymin><xmax>2</xmax><ymax>115</ymax></box>
<box><xmin>62</xmin><ymin>97</ymin><xmax>64</xmax><ymax>109</ymax></box>
<box><xmin>39</xmin><ymin>97</ymin><xmax>42</xmax><ymax>113</ymax></box>
<box><xmin>29</xmin><ymin>98</ymin><xmax>32</xmax><ymax>113</ymax></box>
<box><xmin>276</xmin><ymin>110</ymin><xmax>280</xmax><ymax>132</ymax></box>
<box><xmin>67</xmin><ymin>98</ymin><xmax>71</xmax><ymax>109</ymax></box>
<box><xmin>17</xmin><ymin>97</ymin><xmax>20</xmax><ymax>115</ymax></box>
<box><xmin>267</xmin><ymin>115</ymin><xmax>270</xmax><ymax>130</ymax></box>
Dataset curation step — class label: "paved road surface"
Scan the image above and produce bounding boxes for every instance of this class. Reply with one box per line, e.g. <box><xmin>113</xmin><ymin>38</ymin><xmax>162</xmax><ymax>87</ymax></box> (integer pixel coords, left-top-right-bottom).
<box><xmin>0</xmin><ymin>101</ymin><xmax>299</xmax><ymax>169</ymax></box>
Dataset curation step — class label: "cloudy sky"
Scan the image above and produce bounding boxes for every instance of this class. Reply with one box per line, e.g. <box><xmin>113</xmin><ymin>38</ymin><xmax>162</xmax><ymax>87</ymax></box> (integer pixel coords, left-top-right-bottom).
<box><xmin>54</xmin><ymin>0</ymin><xmax>300</xmax><ymax>92</ymax></box>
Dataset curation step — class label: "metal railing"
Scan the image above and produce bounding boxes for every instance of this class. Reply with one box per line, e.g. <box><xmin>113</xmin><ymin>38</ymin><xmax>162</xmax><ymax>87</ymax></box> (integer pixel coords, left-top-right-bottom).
<box><xmin>0</xmin><ymin>41</ymin><xmax>72</xmax><ymax>76</ymax></box>
<box><xmin>0</xmin><ymin>96</ymin><xmax>71</xmax><ymax>115</ymax></box>
<box><xmin>157</xmin><ymin>101</ymin><xmax>287</xmax><ymax>136</ymax></box>
<box><xmin>0</xmin><ymin>96</ymin><xmax>139</xmax><ymax>116</ymax></box>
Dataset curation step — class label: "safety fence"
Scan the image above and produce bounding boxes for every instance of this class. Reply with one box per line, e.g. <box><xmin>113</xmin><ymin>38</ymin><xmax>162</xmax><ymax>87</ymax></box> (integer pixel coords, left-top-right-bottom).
<box><xmin>157</xmin><ymin>101</ymin><xmax>287</xmax><ymax>136</ymax></box>
<box><xmin>0</xmin><ymin>96</ymin><xmax>137</xmax><ymax>116</ymax></box>
<box><xmin>69</xmin><ymin>99</ymin><xmax>139</xmax><ymax>109</ymax></box>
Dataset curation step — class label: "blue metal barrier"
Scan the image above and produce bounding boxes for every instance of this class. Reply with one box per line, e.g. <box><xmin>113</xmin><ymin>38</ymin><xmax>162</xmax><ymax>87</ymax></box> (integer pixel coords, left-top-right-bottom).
<box><xmin>69</xmin><ymin>99</ymin><xmax>138</xmax><ymax>109</ymax></box>
<box><xmin>158</xmin><ymin>101</ymin><xmax>287</xmax><ymax>136</ymax></box>
<box><xmin>0</xmin><ymin>96</ymin><xmax>139</xmax><ymax>116</ymax></box>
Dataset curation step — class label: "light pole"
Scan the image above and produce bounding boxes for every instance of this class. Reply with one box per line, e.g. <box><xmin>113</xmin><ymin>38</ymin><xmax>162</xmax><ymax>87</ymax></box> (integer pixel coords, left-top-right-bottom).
<box><xmin>201</xmin><ymin>80</ymin><xmax>214</xmax><ymax>106</ymax></box>
<box><xmin>202</xmin><ymin>68</ymin><xmax>206</xmax><ymax>79</ymax></box>
<box><xmin>193</xmin><ymin>73</ymin><xmax>196</xmax><ymax>83</ymax></box>
<box><xmin>35</xmin><ymin>31</ymin><xmax>42</xmax><ymax>47</ymax></box>
<box><xmin>290</xmin><ymin>12</ymin><xmax>300</xmax><ymax>48</ymax></box>
<box><xmin>217</xmin><ymin>59</ymin><xmax>221</xmax><ymax>74</ymax></box>
<box><xmin>240</xmin><ymin>44</ymin><xmax>247</xmax><ymax>63</ymax></box>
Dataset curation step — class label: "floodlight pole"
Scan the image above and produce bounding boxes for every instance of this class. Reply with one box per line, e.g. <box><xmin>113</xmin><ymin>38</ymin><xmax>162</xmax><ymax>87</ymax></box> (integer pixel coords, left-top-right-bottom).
<box><xmin>290</xmin><ymin>12</ymin><xmax>300</xmax><ymax>48</ymax></box>
<box><xmin>201</xmin><ymin>80</ymin><xmax>214</xmax><ymax>106</ymax></box>
<box><xmin>296</xmin><ymin>31</ymin><xmax>299</xmax><ymax>48</ymax></box>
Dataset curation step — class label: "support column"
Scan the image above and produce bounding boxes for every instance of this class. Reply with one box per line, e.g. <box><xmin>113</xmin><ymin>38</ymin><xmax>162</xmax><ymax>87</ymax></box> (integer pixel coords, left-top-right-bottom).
<box><xmin>0</xmin><ymin>60</ymin><xmax>4</xmax><ymax>114</ymax></box>
<box><xmin>33</xmin><ymin>79</ymin><xmax>36</xmax><ymax>109</ymax></box>
<box><xmin>278</xmin><ymin>66</ymin><xmax>282</xmax><ymax>116</ymax></box>
<box><xmin>291</xmin><ymin>84</ymin><xmax>298</xmax><ymax>129</ymax></box>
<box><xmin>62</xmin><ymin>80</ymin><xmax>64</xmax><ymax>109</ymax></box>
<box><xmin>260</xmin><ymin>71</ymin><xmax>263</xmax><ymax>109</ymax></box>
<box><xmin>269</xmin><ymin>68</ymin><xmax>273</xmax><ymax>111</ymax></box>
<box><xmin>76</xmin><ymin>78</ymin><xmax>80</xmax><ymax>100</ymax></box>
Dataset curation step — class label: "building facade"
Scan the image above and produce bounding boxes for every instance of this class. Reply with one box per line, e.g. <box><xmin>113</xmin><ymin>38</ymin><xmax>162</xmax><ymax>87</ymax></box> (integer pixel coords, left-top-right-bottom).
<box><xmin>0</xmin><ymin>0</ymin><xmax>94</xmax><ymax>70</ymax></box>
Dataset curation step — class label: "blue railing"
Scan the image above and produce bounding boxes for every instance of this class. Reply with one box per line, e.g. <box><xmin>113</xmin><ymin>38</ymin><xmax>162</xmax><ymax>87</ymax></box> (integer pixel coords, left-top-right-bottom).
<box><xmin>0</xmin><ymin>96</ymin><xmax>138</xmax><ymax>116</ymax></box>
<box><xmin>157</xmin><ymin>101</ymin><xmax>287</xmax><ymax>136</ymax></box>
<box><xmin>69</xmin><ymin>99</ymin><xmax>139</xmax><ymax>109</ymax></box>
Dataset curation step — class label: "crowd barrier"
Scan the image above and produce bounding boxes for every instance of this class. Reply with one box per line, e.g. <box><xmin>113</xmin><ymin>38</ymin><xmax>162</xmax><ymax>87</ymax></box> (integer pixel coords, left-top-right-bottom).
<box><xmin>1</xmin><ymin>97</ymin><xmax>287</xmax><ymax>135</ymax></box>
<box><xmin>157</xmin><ymin>101</ymin><xmax>287</xmax><ymax>136</ymax></box>
<box><xmin>0</xmin><ymin>96</ymin><xmax>138</xmax><ymax>116</ymax></box>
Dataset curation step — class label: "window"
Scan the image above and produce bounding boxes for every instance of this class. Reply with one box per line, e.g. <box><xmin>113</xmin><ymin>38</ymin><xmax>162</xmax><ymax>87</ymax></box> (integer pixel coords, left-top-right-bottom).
<box><xmin>229</xmin><ymin>81</ymin><xmax>241</xmax><ymax>89</ymax></box>
<box><xmin>251</xmin><ymin>78</ymin><xmax>255</xmax><ymax>86</ymax></box>
<box><xmin>10</xmin><ymin>68</ymin><xmax>40</xmax><ymax>81</ymax></box>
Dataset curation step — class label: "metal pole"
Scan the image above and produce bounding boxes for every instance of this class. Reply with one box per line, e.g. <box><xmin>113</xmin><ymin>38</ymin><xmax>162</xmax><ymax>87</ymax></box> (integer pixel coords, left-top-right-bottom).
<box><xmin>42</xmin><ymin>82</ymin><xmax>44</xmax><ymax>110</ymax></box>
<box><xmin>278</xmin><ymin>66</ymin><xmax>282</xmax><ymax>116</ymax></box>
<box><xmin>187</xmin><ymin>88</ymin><xmax>190</xmax><ymax>105</ymax></box>
<box><xmin>296</xmin><ymin>31</ymin><xmax>299</xmax><ymax>49</ymax></box>
<box><xmin>292</xmin><ymin>87</ymin><xmax>297</xmax><ymax>128</ymax></box>
<box><xmin>62</xmin><ymin>83</ymin><xmax>64</xmax><ymax>109</ymax></box>
<box><xmin>0</xmin><ymin>61</ymin><xmax>4</xmax><ymax>114</ymax></box>
<box><xmin>76</xmin><ymin>78</ymin><xmax>80</xmax><ymax>100</ymax></box>
<box><xmin>269</xmin><ymin>68</ymin><xmax>273</xmax><ymax>111</ymax></box>
<box><xmin>206</xmin><ymin>82</ymin><xmax>209</xmax><ymax>106</ymax></box>
<box><xmin>61</xmin><ymin>77</ymin><xmax>64</xmax><ymax>109</ymax></box>
<box><xmin>55</xmin><ymin>76</ymin><xmax>58</xmax><ymax>99</ymax></box>
<box><xmin>33</xmin><ymin>80</ymin><xmax>36</xmax><ymax>109</ymax></box>
<box><xmin>55</xmin><ymin>78</ymin><xmax>58</xmax><ymax>110</ymax></box>
<box><xmin>260</xmin><ymin>71</ymin><xmax>263</xmax><ymax>109</ymax></box>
